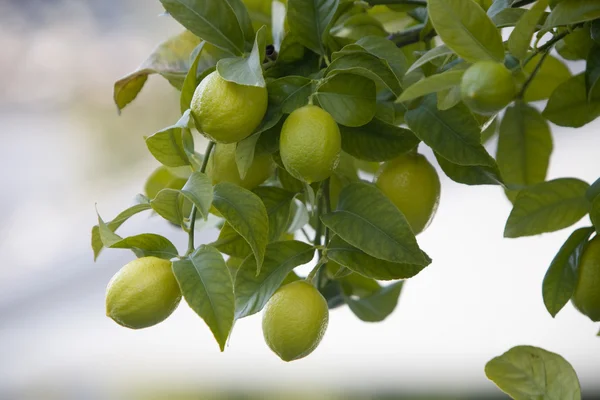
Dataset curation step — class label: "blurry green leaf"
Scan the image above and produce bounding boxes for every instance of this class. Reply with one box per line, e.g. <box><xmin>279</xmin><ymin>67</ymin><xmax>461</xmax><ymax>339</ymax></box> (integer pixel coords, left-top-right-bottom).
<box><xmin>543</xmin><ymin>74</ymin><xmax>600</xmax><ymax>128</ymax></box>
<box><xmin>327</xmin><ymin>235</ymin><xmax>430</xmax><ymax>280</ymax></box>
<box><xmin>585</xmin><ymin>44</ymin><xmax>600</xmax><ymax>101</ymax></box>
<box><xmin>592</xmin><ymin>19</ymin><xmax>600</xmax><ymax>44</ymax></box>
<box><xmin>504</xmin><ymin>178</ymin><xmax>590</xmax><ymax>238</ymax></box>
<box><xmin>146</xmin><ymin>111</ymin><xmax>193</xmax><ymax>167</ymax></box>
<box><xmin>234</xmin><ymin>240</ymin><xmax>314</xmax><ymax>318</ymax></box>
<box><xmin>151</xmin><ymin>189</ymin><xmax>186</xmax><ymax>226</ymax></box>
<box><xmin>321</xmin><ymin>182</ymin><xmax>428</xmax><ymax>265</ymax></box>
<box><xmin>180</xmin><ymin>43</ymin><xmax>204</xmax><ymax>113</ymax></box>
<box><xmin>397</xmin><ymin>69</ymin><xmax>465</xmax><ymax>102</ymax></box>
<box><xmin>558</xmin><ymin>26</ymin><xmax>594</xmax><ymax>60</ymax></box>
<box><xmin>544</xmin><ymin>0</ymin><xmax>600</xmax><ymax>28</ymax></box>
<box><xmin>267</xmin><ymin>76</ymin><xmax>314</xmax><ymax>114</ymax></box>
<box><xmin>278</xmin><ymin>166</ymin><xmax>305</xmax><ymax>193</ymax></box>
<box><xmin>586</xmin><ymin>177</ymin><xmax>600</xmax><ymax>202</ymax></box>
<box><xmin>591</xmin><ymin>196</ymin><xmax>600</xmax><ymax>233</ymax></box>
<box><xmin>481</xmin><ymin>117</ymin><xmax>498</xmax><ymax>143</ymax></box>
<box><xmin>437</xmin><ymin>85</ymin><xmax>463</xmax><ymax>111</ymax></box>
<box><xmin>405</xmin><ymin>95</ymin><xmax>494</xmax><ymax>167</ymax></box>
<box><xmin>542</xmin><ymin>227</ymin><xmax>595</xmax><ymax>317</ymax></box>
<box><xmin>485</xmin><ymin>345</ymin><xmax>581</xmax><ymax>400</ymax></box>
<box><xmin>428</xmin><ymin>0</ymin><xmax>505</xmax><ymax>63</ymax></box>
<box><xmin>287</xmin><ymin>0</ymin><xmax>339</xmax><ymax>55</ymax></box>
<box><xmin>213</xmin><ymin>182</ymin><xmax>269</xmax><ymax>271</ymax></box>
<box><xmin>213</xmin><ymin>222</ymin><xmax>252</xmax><ymax>258</ymax></box>
<box><xmin>315</xmin><ymin>73</ymin><xmax>377</xmax><ymax>127</ymax></box>
<box><xmin>507</xmin><ymin>0</ymin><xmax>548</xmax><ymax>60</ymax></box>
<box><xmin>339</xmin><ymin>117</ymin><xmax>419</xmax><ymax>162</ymax></box>
<box><xmin>330</xmin><ymin>13</ymin><xmax>387</xmax><ymax>47</ymax></box>
<box><xmin>144</xmin><ymin>166</ymin><xmax>188</xmax><ymax>200</ymax></box>
<box><xmin>406</xmin><ymin>45</ymin><xmax>453</xmax><ymax>74</ymax></box>
<box><xmin>351</xmin><ymin>36</ymin><xmax>409</xmax><ymax>84</ymax></box>
<box><xmin>491</xmin><ymin>8</ymin><xmax>527</xmax><ymax>27</ymax></box>
<box><xmin>286</xmin><ymin>199</ymin><xmax>310</xmax><ymax>232</ymax></box>
<box><xmin>344</xmin><ymin>281</ymin><xmax>403</xmax><ymax>322</ymax></box>
<box><xmin>217</xmin><ymin>26</ymin><xmax>267</xmax><ymax>87</ymax></box>
<box><xmin>253</xmin><ymin>187</ymin><xmax>296</xmax><ymax>241</ymax></box>
<box><xmin>522</xmin><ymin>54</ymin><xmax>571</xmax><ymax>103</ymax></box>
<box><xmin>435</xmin><ymin>152</ymin><xmax>504</xmax><ymax>186</ymax></box>
<box><xmin>172</xmin><ymin>245</ymin><xmax>234</xmax><ymax>351</ymax></box>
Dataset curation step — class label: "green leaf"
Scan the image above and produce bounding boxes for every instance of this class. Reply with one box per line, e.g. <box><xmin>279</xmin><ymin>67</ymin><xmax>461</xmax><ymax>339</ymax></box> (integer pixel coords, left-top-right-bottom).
<box><xmin>542</xmin><ymin>227</ymin><xmax>596</xmax><ymax>317</ymax></box>
<box><xmin>287</xmin><ymin>0</ymin><xmax>339</xmax><ymax>55</ymax></box>
<box><xmin>522</xmin><ymin>54</ymin><xmax>571</xmax><ymax>103</ymax></box>
<box><xmin>491</xmin><ymin>8</ymin><xmax>527</xmax><ymax>28</ymax></box>
<box><xmin>435</xmin><ymin>152</ymin><xmax>504</xmax><ymax>186</ymax></box>
<box><xmin>151</xmin><ymin>189</ymin><xmax>187</xmax><ymax>226</ymax></box>
<box><xmin>146</xmin><ymin>111</ymin><xmax>193</xmax><ymax>168</ymax></box>
<box><xmin>487</xmin><ymin>0</ymin><xmax>517</xmax><ymax>18</ymax></box>
<box><xmin>114</xmin><ymin>30</ymin><xmax>201</xmax><ymax>112</ymax></box>
<box><xmin>151</xmin><ymin>172</ymin><xmax>213</xmax><ymax>224</ymax></box>
<box><xmin>544</xmin><ymin>0</ymin><xmax>600</xmax><ymax>28</ymax></box>
<box><xmin>213</xmin><ymin>182</ymin><xmax>269</xmax><ymax>271</ymax></box>
<box><xmin>321</xmin><ymin>182</ymin><xmax>428</xmax><ymax>265</ymax></box>
<box><xmin>542</xmin><ymin>74</ymin><xmax>600</xmax><ymax>128</ymax></box>
<box><xmin>344</xmin><ymin>281</ymin><xmax>404</xmax><ymax>322</ymax></box>
<box><xmin>327</xmin><ymin>52</ymin><xmax>402</xmax><ymax>96</ymax></box>
<box><xmin>405</xmin><ymin>95</ymin><xmax>494</xmax><ymax>166</ymax></box>
<box><xmin>591</xmin><ymin>196</ymin><xmax>600</xmax><ymax>232</ymax></box>
<box><xmin>586</xmin><ymin>177</ymin><xmax>600</xmax><ymax>202</ymax></box>
<box><xmin>91</xmin><ymin>201</ymin><xmax>152</xmax><ymax>260</ymax></box>
<box><xmin>160</xmin><ymin>0</ymin><xmax>246</xmax><ymax>55</ymax></box>
<box><xmin>315</xmin><ymin>73</ymin><xmax>377</xmax><ymax>127</ymax></box>
<box><xmin>428</xmin><ymin>0</ymin><xmax>505</xmax><ymax>63</ymax></box>
<box><xmin>217</xmin><ymin>26</ymin><xmax>267</xmax><ymax>87</ymax></box>
<box><xmin>267</xmin><ymin>76</ymin><xmax>314</xmax><ymax>114</ymax></box>
<box><xmin>436</xmin><ymin>85</ymin><xmax>463</xmax><ymax>111</ymax></box>
<box><xmin>172</xmin><ymin>245</ymin><xmax>234</xmax><ymax>351</ymax></box>
<box><xmin>144</xmin><ymin>166</ymin><xmax>188</xmax><ymax>199</ymax></box>
<box><xmin>507</xmin><ymin>0</ymin><xmax>549</xmax><ymax>60</ymax></box>
<box><xmin>234</xmin><ymin>240</ymin><xmax>314</xmax><ymax>318</ymax></box>
<box><xmin>497</xmin><ymin>102</ymin><xmax>553</xmax><ymax>198</ymax></box>
<box><xmin>327</xmin><ymin>235</ymin><xmax>430</xmax><ymax>280</ymax></box>
<box><xmin>397</xmin><ymin>69</ymin><xmax>465</xmax><ymax>103</ymax></box>
<box><xmin>213</xmin><ymin>222</ymin><xmax>252</xmax><ymax>258</ymax></box>
<box><xmin>286</xmin><ymin>199</ymin><xmax>310</xmax><ymax>232</ymax></box>
<box><xmin>180</xmin><ymin>43</ymin><xmax>204</xmax><ymax>114</ymax></box>
<box><xmin>485</xmin><ymin>345</ymin><xmax>581</xmax><ymax>400</ymax></box>
<box><xmin>504</xmin><ymin>178</ymin><xmax>591</xmax><ymax>238</ymax></box>
<box><xmin>253</xmin><ymin>186</ymin><xmax>296</xmax><ymax>241</ymax></box>
<box><xmin>338</xmin><ymin>117</ymin><xmax>419</xmax><ymax>162</ymax></box>
<box><xmin>585</xmin><ymin>44</ymin><xmax>600</xmax><ymax>101</ymax></box>
<box><xmin>592</xmin><ymin>19</ymin><xmax>600</xmax><ymax>44</ymax></box>
<box><xmin>406</xmin><ymin>45</ymin><xmax>453</xmax><ymax>74</ymax></box>
<box><xmin>351</xmin><ymin>36</ymin><xmax>409</xmax><ymax>85</ymax></box>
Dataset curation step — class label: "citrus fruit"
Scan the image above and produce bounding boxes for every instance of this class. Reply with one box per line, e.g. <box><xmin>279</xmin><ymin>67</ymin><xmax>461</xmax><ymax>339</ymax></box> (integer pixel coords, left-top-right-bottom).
<box><xmin>279</xmin><ymin>105</ymin><xmax>341</xmax><ymax>183</ymax></box>
<box><xmin>262</xmin><ymin>280</ymin><xmax>329</xmax><ymax>361</ymax></box>
<box><xmin>572</xmin><ymin>236</ymin><xmax>600</xmax><ymax>322</ymax></box>
<box><xmin>375</xmin><ymin>152</ymin><xmax>441</xmax><ymax>234</ymax></box>
<box><xmin>460</xmin><ymin>61</ymin><xmax>516</xmax><ymax>115</ymax></box>
<box><xmin>105</xmin><ymin>256</ymin><xmax>181</xmax><ymax>329</ymax></box>
<box><xmin>206</xmin><ymin>143</ymin><xmax>273</xmax><ymax>190</ymax></box>
<box><xmin>191</xmin><ymin>71</ymin><xmax>268</xmax><ymax>143</ymax></box>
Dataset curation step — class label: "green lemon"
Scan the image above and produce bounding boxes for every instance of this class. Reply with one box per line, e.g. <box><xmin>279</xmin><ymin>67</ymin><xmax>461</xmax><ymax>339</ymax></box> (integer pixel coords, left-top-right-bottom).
<box><xmin>460</xmin><ymin>61</ymin><xmax>516</xmax><ymax>115</ymax></box>
<box><xmin>262</xmin><ymin>280</ymin><xmax>329</xmax><ymax>361</ymax></box>
<box><xmin>280</xmin><ymin>105</ymin><xmax>341</xmax><ymax>183</ymax></box>
<box><xmin>105</xmin><ymin>256</ymin><xmax>181</xmax><ymax>329</ymax></box>
<box><xmin>191</xmin><ymin>71</ymin><xmax>268</xmax><ymax>143</ymax></box>
<box><xmin>375</xmin><ymin>152</ymin><xmax>441</xmax><ymax>234</ymax></box>
<box><xmin>206</xmin><ymin>143</ymin><xmax>274</xmax><ymax>190</ymax></box>
<box><xmin>572</xmin><ymin>236</ymin><xmax>600</xmax><ymax>322</ymax></box>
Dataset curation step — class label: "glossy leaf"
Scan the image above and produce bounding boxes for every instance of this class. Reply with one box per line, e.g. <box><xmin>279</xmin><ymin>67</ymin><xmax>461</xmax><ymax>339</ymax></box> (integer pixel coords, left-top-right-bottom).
<box><xmin>212</xmin><ymin>182</ymin><xmax>269</xmax><ymax>271</ymax></box>
<box><xmin>267</xmin><ymin>75</ymin><xmax>314</xmax><ymax>113</ymax></box>
<box><xmin>397</xmin><ymin>70</ymin><xmax>465</xmax><ymax>103</ymax></box>
<box><xmin>345</xmin><ymin>281</ymin><xmax>403</xmax><ymax>322</ymax></box>
<box><xmin>151</xmin><ymin>171</ymin><xmax>213</xmax><ymax>224</ymax></box>
<box><xmin>146</xmin><ymin>111</ymin><xmax>193</xmax><ymax>167</ymax></box>
<box><xmin>212</xmin><ymin>222</ymin><xmax>252</xmax><ymax>259</ymax></box>
<box><xmin>315</xmin><ymin>73</ymin><xmax>377</xmax><ymax>127</ymax></box>
<box><xmin>435</xmin><ymin>152</ymin><xmax>504</xmax><ymax>186</ymax></box>
<box><xmin>428</xmin><ymin>0</ymin><xmax>505</xmax><ymax>63</ymax></box>
<box><xmin>217</xmin><ymin>26</ymin><xmax>267</xmax><ymax>87</ymax></box>
<box><xmin>487</xmin><ymin>0</ymin><xmax>518</xmax><ymax>18</ymax></box>
<box><xmin>234</xmin><ymin>240</ymin><xmax>314</xmax><ymax>318</ymax></box>
<box><xmin>405</xmin><ymin>95</ymin><xmax>494</xmax><ymax>167</ymax></box>
<box><xmin>286</xmin><ymin>0</ymin><xmax>339</xmax><ymax>55</ymax></box>
<box><xmin>253</xmin><ymin>186</ymin><xmax>296</xmax><ymax>241</ymax></box>
<box><xmin>543</xmin><ymin>227</ymin><xmax>595</xmax><ymax>317</ymax></box>
<box><xmin>406</xmin><ymin>45</ymin><xmax>453</xmax><ymax>74</ymax></box>
<box><xmin>522</xmin><ymin>54</ymin><xmax>571</xmax><ymax>103</ymax></box>
<box><xmin>172</xmin><ymin>245</ymin><xmax>234</xmax><ymax>351</ymax></box>
<box><xmin>544</xmin><ymin>0</ymin><xmax>600</xmax><ymax>28</ymax></box>
<box><xmin>504</xmin><ymin>178</ymin><xmax>590</xmax><ymax>238</ymax></box>
<box><xmin>350</xmin><ymin>36</ymin><xmax>409</xmax><ymax>84</ymax></box>
<box><xmin>321</xmin><ymin>182</ymin><xmax>428</xmax><ymax>265</ymax></box>
<box><xmin>507</xmin><ymin>0</ymin><xmax>548</xmax><ymax>60</ymax></box>
<box><xmin>327</xmin><ymin>235</ymin><xmax>429</xmax><ymax>280</ymax></box>
<box><xmin>485</xmin><ymin>345</ymin><xmax>581</xmax><ymax>400</ymax></box>
<box><xmin>543</xmin><ymin>74</ymin><xmax>600</xmax><ymax>128</ymax></box>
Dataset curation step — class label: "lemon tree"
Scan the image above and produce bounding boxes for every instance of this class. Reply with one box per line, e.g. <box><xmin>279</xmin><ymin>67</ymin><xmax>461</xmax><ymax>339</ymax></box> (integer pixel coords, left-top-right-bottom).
<box><xmin>95</xmin><ymin>0</ymin><xmax>600</xmax><ymax>395</ymax></box>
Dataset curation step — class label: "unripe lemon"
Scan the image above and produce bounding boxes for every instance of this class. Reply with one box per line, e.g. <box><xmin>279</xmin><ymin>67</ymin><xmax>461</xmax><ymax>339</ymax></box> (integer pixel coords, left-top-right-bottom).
<box><xmin>262</xmin><ymin>280</ymin><xmax>329</xmax><ymax>361</ymax></box>
<box><xmin>572</xmin><ymin>236</ymin><xmax>600</xmax><ymax>322</ymax></box>
<box><xmin>460</xmin><ymin>61</ymin><xmax>516</xmax><ymax>115</ymax></box>
<box><xmin>375</xmin><ymin>152</ymin><xmax>441</xmax><ymax>234</ymax></box>
<box><xmin>191</xmin><ymin>71</ymin><xmax>268</xmax><ymax>143</ymax></box>
<box><xmin>206</xmin><ymin>143</ymin><xmax>274</xmax><ymax>190</ymax></box>
<box><xmin>280</xmin><ymin>105</ymin><xmax>341</xmax><ymax>183</ymax></box>
<box><xmin>106</xmin><ymin>256</ymin><xmax>181</xmax><ymax>329</ymax></box>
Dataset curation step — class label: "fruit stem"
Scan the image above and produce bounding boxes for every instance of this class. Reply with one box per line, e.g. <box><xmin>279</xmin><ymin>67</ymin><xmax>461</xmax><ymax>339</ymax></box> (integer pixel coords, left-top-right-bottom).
<box><xmin>186</xmin><ymin>141</ymin><xmax>215</xmax><ymax>256</ymax></box>
<box><xmin>517</xmin><ymin>50</ymin><xmax>549</xmax><ymax>99</ymax></box>
<box><xmin>518</xmin><ymin>25</ymin><xmax>581</xmax><ymax>71</ymax></box>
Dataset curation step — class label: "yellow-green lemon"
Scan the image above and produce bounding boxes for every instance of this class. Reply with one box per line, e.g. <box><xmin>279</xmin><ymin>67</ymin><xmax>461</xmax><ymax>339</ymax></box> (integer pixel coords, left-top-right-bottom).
<box><xmin>262</xmin><ymin>280</ymin><xmax>329</xmax><ymax>361</ymax></box>
<box><xmin>280</xmin><ymin>105</ymin><xmax>341</xmax><ymax>183</ymax></box>
<box><xmin>460</xmin><ymin>61</ymin><xmax>516</xmax><ymax>115</ymax></box>
<box><xmin>572</xmin><ymin>236</ymin><xmax>600</xmax><ymax>322</ymax></box>
<box><xmin>106</xmin><ymin>256</ymin><xmax>181</xmax><ymax>329</ymax></box>
<box><xmin>375</xmin><ymin>152</ymin><xmax>441</xmax><ymax>234</ymax></box>
<box><xmin>206</xmin><ymin>143</ymin><xmax>273</xmax><ymax>190</ymax></box>
<box><xmin>191</xmin><ymin>71</ymin><xmax>268</xmax><ymax>143</ymax></box>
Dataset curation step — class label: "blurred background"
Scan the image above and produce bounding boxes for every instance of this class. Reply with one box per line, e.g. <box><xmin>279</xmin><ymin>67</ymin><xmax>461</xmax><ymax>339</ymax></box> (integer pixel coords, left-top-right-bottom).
<box><xmin>0</xmin><ymin>0</ymin><xmax>599</xmax><ymax>399</ymax></box>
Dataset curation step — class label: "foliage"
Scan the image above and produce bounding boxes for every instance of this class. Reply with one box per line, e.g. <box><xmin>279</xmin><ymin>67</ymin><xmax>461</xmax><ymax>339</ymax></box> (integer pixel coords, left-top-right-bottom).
<box><xmin>95</xmin><ymin>0</ymin><xmax>600</xmax><ymax>395</ymax></box>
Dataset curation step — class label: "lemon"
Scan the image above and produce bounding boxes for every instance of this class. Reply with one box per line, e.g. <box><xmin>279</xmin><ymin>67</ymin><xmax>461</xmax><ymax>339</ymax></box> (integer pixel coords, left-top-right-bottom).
<box><xmin>461</xmin><ymin>61</ymin><xmax>516</xmax><ymax>115</ymax></box>
<box><xmin>191</xmin><ymin>71</ymin><xmax>268</xmax><ymax>143</ymax></box>
<box><xmin>375</xmin><ymin>152</ymin><xmax>441</xmax><ymax>234</ymax></box>
<box><xmin>262</xmin><ymin>280</ymin><xmax>329</xmax><ymax>361</ymax></box>
<box><xmin>106</xmin><ymin>256</ymin><xmax>181</xmax><ymax>329</ymax></box>
<box><xmin>280</xmin><ymin>105</ymin><xmax>341</xmax><ymax>183</ymax></box>
<box><xmin>206</xmin><ymin>143</ymin><xmax>273</xmax><ymax>190</ymax></box>
<box><xmin>572</xmin><ymin>236</ymin><xmax>600</xmax><ymax>322</ymax></box>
